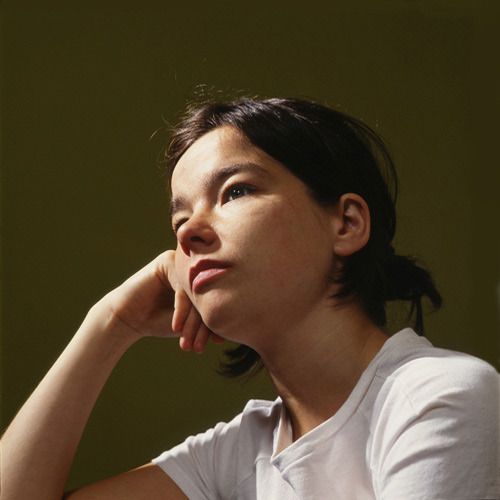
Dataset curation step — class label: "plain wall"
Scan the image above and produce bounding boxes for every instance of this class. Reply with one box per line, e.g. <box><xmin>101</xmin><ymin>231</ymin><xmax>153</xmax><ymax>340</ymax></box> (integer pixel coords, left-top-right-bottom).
<box><xmin>2</xmin><ymin>1</ymin><xmax>499</xmax><ymax>490</ymax></box>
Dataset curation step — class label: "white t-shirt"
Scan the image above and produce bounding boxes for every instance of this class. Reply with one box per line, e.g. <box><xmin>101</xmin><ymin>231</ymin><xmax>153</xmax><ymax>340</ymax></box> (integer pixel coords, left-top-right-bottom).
<box><xmin>153</xmin><ymin>329</ymin><xmax>499</xmax><ymax>499</ymax></box>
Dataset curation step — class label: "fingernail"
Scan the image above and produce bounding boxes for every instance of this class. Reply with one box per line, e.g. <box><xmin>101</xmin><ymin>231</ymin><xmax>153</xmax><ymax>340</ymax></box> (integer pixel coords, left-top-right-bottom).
<box><xmin>180</xmin><ymin>337</ymin><xmax>191</xmax><ymax>351</ymax></box>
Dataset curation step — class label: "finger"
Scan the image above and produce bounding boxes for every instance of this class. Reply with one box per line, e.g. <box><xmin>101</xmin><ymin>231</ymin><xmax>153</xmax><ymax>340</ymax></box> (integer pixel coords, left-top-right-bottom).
<box><xmin>172</xmin><ymin>289</ymin><xmax>191</xmax><ymax>334</ymax></box>
<box><xmin>192</xmin><ymin>323</ymin><xmax>211</xmax><ymax>353</ymax></box>
<box><xmin>179</xmin><ymin>306</ymin><xmax>201</xmax><ymax>351</ymax></box>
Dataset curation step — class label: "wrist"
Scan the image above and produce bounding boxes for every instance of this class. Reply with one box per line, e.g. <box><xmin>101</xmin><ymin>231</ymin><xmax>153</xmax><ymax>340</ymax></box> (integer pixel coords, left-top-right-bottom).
<box><xmin>83</xmin><ymin>299</ymin><xmax>142</xmax><ymax>351</ymax></box>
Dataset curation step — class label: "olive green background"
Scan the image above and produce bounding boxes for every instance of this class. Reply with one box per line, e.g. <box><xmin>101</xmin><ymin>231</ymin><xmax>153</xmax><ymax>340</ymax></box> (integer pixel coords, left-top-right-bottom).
<box><xmin>2</xmin><ymin>1</ymin><xmax>499</xmax><ymax>491</ymax></box>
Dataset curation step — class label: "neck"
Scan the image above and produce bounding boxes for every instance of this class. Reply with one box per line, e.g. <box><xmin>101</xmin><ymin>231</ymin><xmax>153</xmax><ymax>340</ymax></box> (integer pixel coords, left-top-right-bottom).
<box><xmin>257</xmin><ymin>299</ymin><xmax>388</xmax><ymax>441</ymax></box>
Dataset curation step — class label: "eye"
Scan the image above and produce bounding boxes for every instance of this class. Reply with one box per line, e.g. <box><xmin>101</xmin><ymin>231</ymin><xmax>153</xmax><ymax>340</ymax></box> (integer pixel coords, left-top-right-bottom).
<box><xmin>172</xmin><ymin>218</ymin><xmax>187</xmax><ymax>234</ymax></box>
<box><xmin>224</xmin><ymin>184</ymin><xmax>254</xmax><ymax>202</ymax></box>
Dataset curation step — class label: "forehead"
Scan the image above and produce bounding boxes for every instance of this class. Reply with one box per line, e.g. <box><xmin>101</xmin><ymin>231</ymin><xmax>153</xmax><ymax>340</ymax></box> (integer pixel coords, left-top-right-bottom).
<box><xmin>171</xmin><ymin>126</ymin><xmax>273</xmax><ymax>191</ymax></box>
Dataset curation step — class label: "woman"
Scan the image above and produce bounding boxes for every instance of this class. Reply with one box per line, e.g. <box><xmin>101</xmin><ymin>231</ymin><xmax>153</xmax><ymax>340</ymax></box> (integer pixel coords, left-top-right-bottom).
<box><xmin>1</xmin><ymin>97</ymin><xmax>498</xmax><ymax>499</ymax></box>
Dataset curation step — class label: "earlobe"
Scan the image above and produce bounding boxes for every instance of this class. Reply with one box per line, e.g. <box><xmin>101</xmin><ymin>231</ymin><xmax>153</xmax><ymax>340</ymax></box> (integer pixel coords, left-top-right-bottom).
<box><xmin>332</xmin><ymin>193</ymin><xmax>371</xmax><ymax>257</ymax></box>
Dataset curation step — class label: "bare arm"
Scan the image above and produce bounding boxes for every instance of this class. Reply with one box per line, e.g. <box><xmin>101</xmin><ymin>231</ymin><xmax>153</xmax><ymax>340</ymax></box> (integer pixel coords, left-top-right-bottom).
<box><xmin>0</xmin><ymin>251</ymin><xmax>214</xmax><ymax>500</ymax></box>
<box><xmin>63</xmin><ymin>464</ymin><xmax>188</xmax><ymax>499</ymax></box>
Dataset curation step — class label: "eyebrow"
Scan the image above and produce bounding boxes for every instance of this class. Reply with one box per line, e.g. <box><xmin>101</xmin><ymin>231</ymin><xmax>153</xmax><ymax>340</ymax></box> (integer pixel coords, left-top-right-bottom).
<box><xmin>169</xmin><ymin>162</ymin><xmax>270</xmax><ymax>217</ymax></box>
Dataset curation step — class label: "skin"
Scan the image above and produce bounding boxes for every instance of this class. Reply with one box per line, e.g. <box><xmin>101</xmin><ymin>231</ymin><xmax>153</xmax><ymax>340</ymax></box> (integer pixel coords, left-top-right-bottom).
<box><xmin>0</xmin><ymin>125</ymin><xmax>388</xmax><ymax>499</ymax></box>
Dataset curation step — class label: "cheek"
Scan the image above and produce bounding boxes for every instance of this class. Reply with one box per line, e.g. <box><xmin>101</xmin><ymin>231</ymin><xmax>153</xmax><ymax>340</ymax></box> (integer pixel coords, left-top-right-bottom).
<box><xmin>282</xmin><ymin>217</ymin><xmax>333</xmax><ymax>282</ymax></box>
<box><xmin>243</xmin><ymin>201</ymin><xmax>329</xmax><ymax>279</ymax></box>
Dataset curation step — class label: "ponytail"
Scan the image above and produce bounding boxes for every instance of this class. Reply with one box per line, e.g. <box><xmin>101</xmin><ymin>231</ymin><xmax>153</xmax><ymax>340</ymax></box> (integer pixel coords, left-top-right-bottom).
<box><xmin>335</xmin><ymin>244</ymin><xmax>442</xmax><ymax>337</ymax></box>
<box><xmin>384</xmin><ymin>249</ymin><xmax>442</xmax><ymax>334</ymax></box>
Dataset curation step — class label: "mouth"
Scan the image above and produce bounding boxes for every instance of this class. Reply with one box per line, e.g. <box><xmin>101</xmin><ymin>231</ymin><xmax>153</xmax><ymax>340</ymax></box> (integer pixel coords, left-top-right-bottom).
<box><xmin>189</xmin><ymin>259</ymin><xmax>231</xmax><ymax>293</ymax></box>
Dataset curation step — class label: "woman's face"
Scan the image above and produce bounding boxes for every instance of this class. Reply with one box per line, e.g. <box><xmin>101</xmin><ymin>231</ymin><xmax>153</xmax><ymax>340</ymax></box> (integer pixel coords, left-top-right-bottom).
<box><xmin>170</xmin><ymin>126</ymin><xmax>337</xmax><ymax>347</ymax></box>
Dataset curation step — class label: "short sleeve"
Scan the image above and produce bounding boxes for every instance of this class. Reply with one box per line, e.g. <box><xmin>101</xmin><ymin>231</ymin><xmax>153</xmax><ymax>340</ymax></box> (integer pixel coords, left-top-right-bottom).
<box><xmin>152</xmin><ymin>412</ymin><xmax>243</xmax><ymax>500</ymax></box>
<box><xmin>371</xmin><ymin>356</ymin><xmax>500</xmax><ymax>500</ymax></box>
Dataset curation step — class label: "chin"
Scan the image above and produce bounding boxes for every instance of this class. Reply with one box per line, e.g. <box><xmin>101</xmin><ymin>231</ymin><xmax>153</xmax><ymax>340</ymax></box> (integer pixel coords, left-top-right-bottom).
<box><xmin>196</xmin><ymin>291</ymin><xmax>235</xmax><ymax>330</ymax></box>
<box><xmin>196</xmin><ymin>290</ymin><xmax>253</xmax><ymax>342</ymax></box>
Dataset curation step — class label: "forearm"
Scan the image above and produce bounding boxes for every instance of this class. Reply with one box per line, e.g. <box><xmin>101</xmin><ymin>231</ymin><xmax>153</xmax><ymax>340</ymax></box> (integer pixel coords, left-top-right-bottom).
<box><xmin>0</xmin><ymin>302</ymin><xmax>138</xmax><ymax>500</ymax></box>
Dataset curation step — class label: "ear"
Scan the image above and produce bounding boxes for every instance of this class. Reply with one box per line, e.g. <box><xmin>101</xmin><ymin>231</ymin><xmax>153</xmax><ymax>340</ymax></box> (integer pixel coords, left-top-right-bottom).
<box><xmin>331</xmin><ymin>193</ymin><xmax>371</xmax><ymax>257</ymax></box>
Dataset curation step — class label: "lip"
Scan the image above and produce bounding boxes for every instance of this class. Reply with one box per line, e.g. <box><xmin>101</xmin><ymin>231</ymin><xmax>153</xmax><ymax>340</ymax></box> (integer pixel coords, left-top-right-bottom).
<box><xmin>189</xmin><ymin>259</ymin><xmax>231</xmax><ymax>293</ymax></box>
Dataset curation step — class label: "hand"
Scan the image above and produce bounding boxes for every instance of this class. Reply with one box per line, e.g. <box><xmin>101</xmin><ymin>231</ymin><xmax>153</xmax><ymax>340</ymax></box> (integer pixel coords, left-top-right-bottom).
<box><xmin>99</xmin><ymin>250</ymin><xmax>224</xmax><ymax>352</ymax></box>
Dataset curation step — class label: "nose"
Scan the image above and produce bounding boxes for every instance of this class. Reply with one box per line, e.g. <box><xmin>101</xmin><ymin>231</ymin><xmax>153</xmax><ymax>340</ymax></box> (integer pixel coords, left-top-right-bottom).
<box><xmin>176</xmin><ymin>213</ymin><xmax>218</xmax><ymax>257</ymax></box>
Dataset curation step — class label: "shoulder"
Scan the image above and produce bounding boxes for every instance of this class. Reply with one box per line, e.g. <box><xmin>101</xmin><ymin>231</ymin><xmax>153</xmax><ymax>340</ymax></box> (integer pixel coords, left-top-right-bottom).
<box><xmin>373</xmin><ymin>329</ymin><xmax>498</xmax><ymax>414</ymax></box>
<box><xmin>368</xmin><ymin>332</ymin><xmax>499</xmax><ymax>498</ymax></box>
<box><xmin>383</xmin><ymin>344</ymin><xmax>498</xmax><ymax>415</ymax></box>
<box><xmin>159</xmin><ymin>398</ymin><xmax>279</xmax><ymax>456</ymax></box>
<box><xmin>152</xmin><ymin>399</ymin><xmax>279</xmax><ymax>499</ymax></box>
<box><xmin>153</xmin><ymin>399</ymin><xmax>280</xmax><ymax>460</ymax></box>
<box><xmin>231</xmin><ymin>398</ymin><xmax>282</xmax><ymax>459</ymax></box>
<box><xmin>202</xmin><ymin>399</ymin><xmax>279</xmax><ymax>452</ymax></box>
<box><xmin>239</xmin><ymin>398</ymin><xmax>282</xmax><ymax>425</ymax></box>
